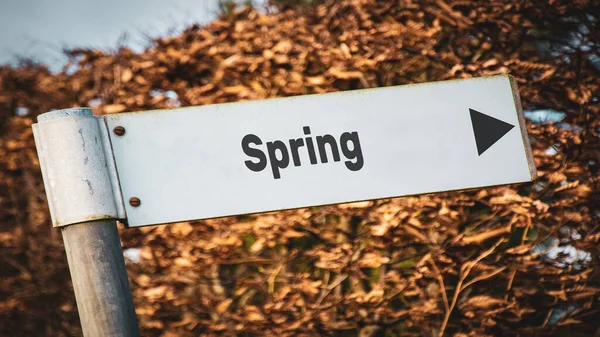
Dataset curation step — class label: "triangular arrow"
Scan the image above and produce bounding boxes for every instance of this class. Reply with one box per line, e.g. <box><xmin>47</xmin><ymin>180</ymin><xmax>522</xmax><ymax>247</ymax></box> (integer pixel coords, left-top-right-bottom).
<box><xmin>469</xmin><ymin>108</ymin><xmax>515</xmax><ymax>156</ymax></box>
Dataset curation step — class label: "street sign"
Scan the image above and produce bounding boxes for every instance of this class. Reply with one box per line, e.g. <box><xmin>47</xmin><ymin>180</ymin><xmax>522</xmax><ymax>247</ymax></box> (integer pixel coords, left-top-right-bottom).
<box><xmin>103</xmin><ymin>75</ymin><xmax>536</xmax><ymax>227</ymax></box>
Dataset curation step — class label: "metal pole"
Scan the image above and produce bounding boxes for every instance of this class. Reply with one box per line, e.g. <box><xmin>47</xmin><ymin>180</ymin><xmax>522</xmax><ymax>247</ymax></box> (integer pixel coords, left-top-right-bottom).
<box><xmin>33</xmin><ymin>108</ymin><xmax>139</xmax><ymax>337</ymax></box>
<box><xmin>62</xmin><ymin>220</ymin><xmax>139</xmax><ymax>337</ymax></box>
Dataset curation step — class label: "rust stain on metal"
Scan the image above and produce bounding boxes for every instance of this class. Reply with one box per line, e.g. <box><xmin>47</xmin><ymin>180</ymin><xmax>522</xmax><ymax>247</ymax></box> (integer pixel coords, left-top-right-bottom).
<box><xmin>129</xmin><ymin>197</ymin><xmax>141</xmax><ymax>207</ymax></box>
<box><xmin>509</xmin><ymin>75</ymin><xmax>537</xmax><ymax>180</ymax></box>
<box><xmin>113</xmin><ymin>126</ymin><xmax>126</xmax><ymax>136</ymax></box>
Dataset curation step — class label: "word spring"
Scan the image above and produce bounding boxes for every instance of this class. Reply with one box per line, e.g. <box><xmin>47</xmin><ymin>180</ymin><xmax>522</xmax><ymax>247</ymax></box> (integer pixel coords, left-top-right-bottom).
<box><xmin>241</xmin><ymin>126</ymin><xmax>364</xmax><ymax>179</ymax></box>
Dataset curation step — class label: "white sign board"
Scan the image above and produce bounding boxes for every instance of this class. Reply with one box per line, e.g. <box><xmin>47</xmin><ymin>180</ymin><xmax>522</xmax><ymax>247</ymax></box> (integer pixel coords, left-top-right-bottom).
<box><xmin>104</xmin><ymin>75</ymin><xmax>536</xmax><ymax>227</ymax></box>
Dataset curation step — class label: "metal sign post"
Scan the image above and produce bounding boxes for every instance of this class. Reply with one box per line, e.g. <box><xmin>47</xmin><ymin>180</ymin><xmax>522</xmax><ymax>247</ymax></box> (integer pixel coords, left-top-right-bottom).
<box><xmin>32</xmin><ymin>75</ymin><xmax>536</xmax><ymax>335</ymax></box>
<box><xmin>33</xmin><ymin>109</ymin><xmax>139</xmax><ymax>337</ymax></box>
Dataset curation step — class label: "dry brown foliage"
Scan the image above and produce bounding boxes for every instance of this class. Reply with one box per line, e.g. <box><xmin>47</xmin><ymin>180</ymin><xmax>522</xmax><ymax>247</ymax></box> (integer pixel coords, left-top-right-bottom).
<box><xmin>1</xmin><ymin>1</ymin><xmax>599</xmax><ymax>336</ymax></box>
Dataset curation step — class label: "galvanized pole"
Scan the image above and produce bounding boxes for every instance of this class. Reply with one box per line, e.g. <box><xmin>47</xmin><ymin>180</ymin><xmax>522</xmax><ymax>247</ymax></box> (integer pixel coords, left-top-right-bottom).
<box><xmin>33</xmin><ymin>108</ymin><xmax>139</xmax><ymax>337</ymax></box>
<box><xmin>61</xmin><ymin>220</ymin><xmax>139</xmax><ymax>336</ymax></box>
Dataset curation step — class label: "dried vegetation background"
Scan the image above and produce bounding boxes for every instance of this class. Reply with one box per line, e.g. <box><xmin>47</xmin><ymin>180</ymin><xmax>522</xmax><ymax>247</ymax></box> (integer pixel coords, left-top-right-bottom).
<box><xmin>1</xmin><ymin>1</ymin><xmax>600</xmax><ymax>336</ymax></box>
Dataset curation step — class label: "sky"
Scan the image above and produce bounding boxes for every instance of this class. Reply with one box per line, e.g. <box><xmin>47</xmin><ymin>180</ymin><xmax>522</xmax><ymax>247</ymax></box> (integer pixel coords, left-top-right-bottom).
<box><xmin>0</xmin><ymin>0</ymin><xmax>264</xmax><ymax>71</ymax></box>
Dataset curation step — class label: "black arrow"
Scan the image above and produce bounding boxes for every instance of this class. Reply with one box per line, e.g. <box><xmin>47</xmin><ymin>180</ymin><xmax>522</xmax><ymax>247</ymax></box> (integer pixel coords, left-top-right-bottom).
<box><xmin>469</xmin><ymin>108</ymin><xmax>515</xmax><ymax>156</ymax></box>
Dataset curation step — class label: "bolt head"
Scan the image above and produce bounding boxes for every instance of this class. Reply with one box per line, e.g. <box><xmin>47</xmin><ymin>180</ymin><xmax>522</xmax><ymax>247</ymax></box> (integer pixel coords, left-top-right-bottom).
<box><xmin>113</xmin><ymin>126</ymin><xmax>126</xmax><ymax>136</ymax></box>
<box><xmin>129</xmin><ymin>197</ymin><xmax>141</xmax><ymax>207</ymax></box>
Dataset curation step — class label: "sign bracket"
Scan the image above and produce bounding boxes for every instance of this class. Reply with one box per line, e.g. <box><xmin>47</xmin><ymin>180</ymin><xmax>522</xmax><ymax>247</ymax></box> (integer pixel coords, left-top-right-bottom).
<box><xmin>32</xmin><ymin>108</ymin><xmax>126</xmax><ymax>227</ymax></box>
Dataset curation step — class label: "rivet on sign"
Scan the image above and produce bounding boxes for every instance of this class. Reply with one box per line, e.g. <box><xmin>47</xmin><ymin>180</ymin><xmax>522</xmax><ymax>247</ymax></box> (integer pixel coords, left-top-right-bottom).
<box><xmin>129</xmin><ymin>197</ymin><xmax>141</xmax><ymax>207</ymax></box>
<box><xmin>113</xmin><ymin>126</ymin><xmax>126</xmax><ymax>136</ymax></box>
